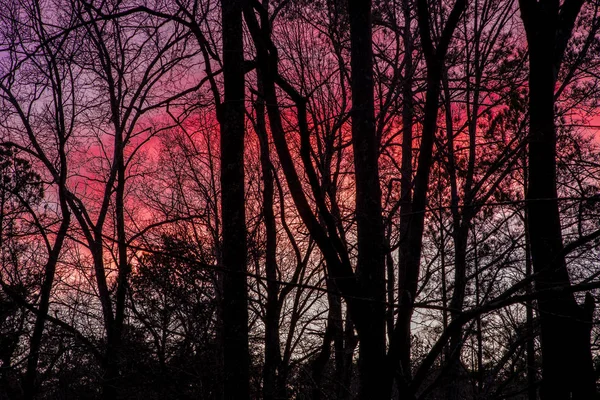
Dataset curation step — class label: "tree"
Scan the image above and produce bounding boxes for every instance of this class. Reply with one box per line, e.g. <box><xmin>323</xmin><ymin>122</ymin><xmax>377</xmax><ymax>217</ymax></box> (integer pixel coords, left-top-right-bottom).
<box><xmin>520</xmin><ymin>1</ymin><xmax>598</xmax><ymax>398</ymax></box>
<box><xmin>220</xmin><ymin>1</ymin><xmax>251</xmax><ymax>399</ymax></box>
<box><xmin>0</xmin><ymin>0</ymin><xmax>599</xmax><ymax>398</ymax></box>
<box><xmin>389</xmin><ymin>1</ymin><xmax>467</xmax><ymax>396</ymax></box>
<box><xmin>346</xmin><ymin>0</ymin><xmax>388</xmax><ymax>398</ymax></box>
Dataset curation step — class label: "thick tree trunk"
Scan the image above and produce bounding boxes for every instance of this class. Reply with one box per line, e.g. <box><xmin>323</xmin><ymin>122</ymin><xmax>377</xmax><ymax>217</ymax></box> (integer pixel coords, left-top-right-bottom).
<box><xmin>521</xmin><ymin>1</ymin><xmax>597</xmax><ymax>398</ymax></box>
<box><xmin>348</xmin><ymin>0</ymin><xmax>388</xmax><ymax>398</ymax></box>
<box><xmin>527</xmin><ymin>49</ymin><xmax>596</xmax><ymax>400</ymax></box>
<box><xmin>220</xmin><ymin>1</ymin><xmax>250</xmax><ymax>399</ymax></box>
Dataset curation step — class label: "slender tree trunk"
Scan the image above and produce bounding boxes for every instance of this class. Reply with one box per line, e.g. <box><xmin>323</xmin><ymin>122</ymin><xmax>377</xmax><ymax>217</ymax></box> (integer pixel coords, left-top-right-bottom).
<box><xmin>92</xmin><ymin>240</ymin><xmax>118</xmax><ymax>400</ymax></box>
<box><xmin>474</xmin><ymin>234</ymin><xmax>483</xmax><ymax>398</ymax></box>
<box><xmin>112</xmin><ymin>126</ymin><xmax>129</xmax><ymax>395</ymax></box>
<box><xmin>310</xmin><ymin>278</ymin><xmax>344</xmax><ymax>400</ymax></box>
<box><xmin>23</xmin><ymin>204</ymin><xmax>70</xmax><ymax>400</ymax></box>
<box><xmin>256</xmin><ymin>77</ymin><xmax>283</xmax><ymax>400</ymax></box>
<box><xmin>397</xmin><ymin>0</ymin><xmax>414</xmax><ymax>384</ymax></box>
<box><xmin>341</xmin><ymin>314</ymin><xmax>358</xmax><ymax>400</ymax></box>
<box><xmin>221</xmin><ymin>1</ymin><xmax>250</xmax><ymax>399</ymax></box>
<box><xmin>332</xmin><ymin>295</ymin><xmax>346</xmax><ymax>400</ymax></box>
<box><xmin>393</xmin><ymin>60</ymin><xmax>444</xmax><ymax>398</ymax></box>
<box><xmin>100</xmin><ymin>125</ymin><xmax>129</xmax><ymax>400</ymax></box>
<box><xmin>391</xmin><ymin>3</ymin><xmax>467</xmax><ymax>397</ymax></box>
<box><xmin>522</xmin><ymin>150</ymin><xmax>538</xmax><ymax>400</ymax></box>
<box><xmin>311</xmin><ymin>302</ymin><xmax>334</xmax><ymax>400</ymax></box>
<box><xmin>446</xmin><ymin>5</ymin><xmax>482</xmax><ymax>392</ymax></box>
<box><xmin>446</xmin><ymin>227</ymin><xmax>468</xmax><ymax>400</ymax></box>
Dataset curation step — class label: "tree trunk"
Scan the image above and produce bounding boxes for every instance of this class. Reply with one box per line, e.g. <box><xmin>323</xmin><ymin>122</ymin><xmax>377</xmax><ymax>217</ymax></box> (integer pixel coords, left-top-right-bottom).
<box><xmin>347</xmin><ymin>0</ymin><xmax>388</xmax><ymax>398</ymax></box>
<box><xmin>520</xmin><ymin>1</ymin><xmax>597</xmax><ymax>398</ymax></box>
<box><xmin>392</xmin><ymin>3</ymin><xmax>466</xmax><ymax>396</ymax></box>
<box><xmin>23</xmin><ymin>205</ymin><xmax>70</xmax><ymax>400</ymax></box>
<box><xmin>527</xmin><ymin>50</ymin><xmax>596</xmax><ymax>400</ymax></box>
<box><xmin>446</xmin><ymin>227</ymin><xmax>468</xmax><ymax>400</ymax></box>
<box><xmin>397</xmin><ymin>0</ymin><xmax>414</xmax><ymax>385</ymax></box>
<box><xmin>524</xmin><ymin>153</ymin><xmax>538</xmax><ymax>400</ymax></box>
<box><xmin>220</xmin><ymin>1</ymin><xmax>250</xmax><ymax>399</ymax></box>
<box><xmin>256</xmin><ymin>77</ymin><xmax>283</xmax><ymax>400</ymax></box>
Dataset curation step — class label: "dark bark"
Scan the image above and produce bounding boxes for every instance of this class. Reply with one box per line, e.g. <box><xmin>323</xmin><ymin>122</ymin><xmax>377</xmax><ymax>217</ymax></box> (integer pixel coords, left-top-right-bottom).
<box><xmin>221</xmin><ymin>0</ymin><xmax>250</xmax><ymax>399</ymax></box>
<box><xmin>310</xmin><ymin>277</ymin><xmax>344</xmax><ymax>400</ymax></box>
<box><xmin>397</xmin><ymin>0</ymin><xmax>414</xmax><ymax>382</ymax></box>
<box><xmin>444</xmin><ymin>7</ymin><xmax>483</xmax><ymax>393</ymax></box>
<box><xmin>390</xmin><ymin>1</ymin><xmax>467</xmax><ymax>396</ymax></box>
<box><xmin>244</xmin><ymin>7</ymin><xmax>358</xmax><ymax>305</ymax></box>
<box><xmin>245</xmin><ymin>1</ymin><xmax>389</xmax><ymax>396</ymax></box>
<box><xmin>23</xmin><ymin>199</ymin><xmax>70</xmax><ymax>400</ymax></box>
<box><xmin>103</xmin><ymin>101</ymin><xmax>130</xmax><ymax>400</ymax></box>
<box><xmin>243</xmin><ymin>11</ymin><xmax>358</xmax><ymax>369</ymax></box>
<box><xmin>255</xmin><ymin>77</ymin><xmax>283</xmax><ymax>400</ymax></box>
<box><xmin>347</xmin><ymin>0</ymin><xmax>388</xmax><ymax>399</ymax></box>
<box><xmin>519</xmin><ymin>1</ymin><xmax>597</xmax><ymax>399</ymax></box>
<box><xmin>342</xmin><ymin>313</ymin><xmax>359</xmax><ymax>400</ymax></box>
<box><xmin>21</xmin><ymin>24</ymin><xmax>73</xmax><ymax>394</ymax></box>
<box><xmin>441</xmin><ymin>66</ymin><xmax>468</xmax><ymax>399</ymax></box>
<box><xmin>75</xmin><ymin>7</ymin><xmax>131</xmax><ymax>397</ymax></box>
<box><xmin>524</xmin><ymin>189</ymin><xmax>537</xmax><ymax>400</ymax></box>
<box><xmin>445</xmin><ymin>227</ymin><xmax>468</xmax><ymax>399</ymax></box>
<box><xmin>311</xmin><ymin>293</ymin><xmax>335</xmax><ymax>400</ymax></box>
<box><xmin>332</xmin><ymin>296</ymin><xmax>346</xmax><ymax>400</ymax></box>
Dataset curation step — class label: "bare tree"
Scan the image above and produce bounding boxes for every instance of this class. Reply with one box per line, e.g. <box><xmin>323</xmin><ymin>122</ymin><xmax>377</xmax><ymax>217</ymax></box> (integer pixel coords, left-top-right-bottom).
<box><xmin>520</xmin><ymin>1</ymin><xmax>598</xmax><ymax>398</ymax></box>
<box><xmin>220</xmin><ymin>0</ymin><xmax>251</xmax><ymax>399</ymax></box>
